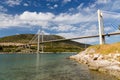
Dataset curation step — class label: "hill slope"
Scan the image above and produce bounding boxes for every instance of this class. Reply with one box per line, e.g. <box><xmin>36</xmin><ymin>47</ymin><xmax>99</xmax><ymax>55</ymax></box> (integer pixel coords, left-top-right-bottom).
<box><xmin>0</xmin><ymin>34</ymin><xmax>64</xmax><ymax>43</ymax></box>
<box><xmin>0</xmin><ymin>34</ymin><xmax>90</xmax><ymax>53</ymax></box>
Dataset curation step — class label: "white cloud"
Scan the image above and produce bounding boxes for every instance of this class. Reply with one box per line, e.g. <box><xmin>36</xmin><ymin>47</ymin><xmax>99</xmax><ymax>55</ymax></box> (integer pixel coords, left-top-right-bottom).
<box><xmin>23</xmin><ymin>3</ymin><xmax>29</xmax><ymax>7</ymax></box>
<box><xmin>74</xmin><ymin>38</ymin><xmax>99</xmax><ymax>44</ymax></box>
<box><xmin>69</xmin><ymin>8</ymin><xmax>74</xmax><ymax>11</ymax></box>
<box><xmin>111</xmin><ymin>1</ymin><xmax>120</xmax><ymax>10</ymax></box>
<box><xmin>63</xmin><ymin>0</ymin><xmax>71</xmax><ymax>4</ymax></box>
<box><xmin>54</xmin><ymin>4</ymin><xmax>58</xmax><ymax>8</ymax></box>
<box><xmin>96</xmin><ymin>0</ymin><xmax>110</xmax><ymax>4</ymax></box>
<box><xmin>0</xmin><ymin>11</ymin><xmax>55</xmax><ymax>28</ymax></box>
<box><xmin>94</xmin><ymin>0</ymin><xmax>120</xmax><ymax>11</ymax></box>
<box><xmin>5</xmin><ymin>0</ymin><xmax>22</xmax><ymax>7</ymax></box>
<box><xmin>48</xmin><ymin>4</ymin><xmax>58</xmax><ymax>9</ymax></box>
<box><xmin>19</xmin><ymin>11</ymin><xmax>54</xmax><ymax>21</ymax></box>
<box><xmin>49</xmin><ymin>7</ymin><xmax>54</xmax><ymax>9</ymax></box>
<box><xmin>19</xmin><ymin>11</ymin><xmax>55</xmax><ymax>27</ymax></box>
<box><xmin>42</xmin><ymin>31</ymin><xmax>50</xmax><ymax>35</ymax></box>
<box><xmin>54</xmin><ymin>13</ymin><xmax>97</xmax><ymax>25</ymax></box>
<box><xmin>51</xmin><ymin>24</ymin><xmax>77</xmax><ymax>32</ymax></box>
<box><xmin>0</xmin><ymin>15</ymin><xmax>18</xmax><ymax>28</ymax></box>
<box><xmin>104</xmin><ymin>27</ymin><xmax>112</xmax><ymax>32</ymax></box>
<box><xmin>46</xmin><ymin>3</ymin><xmax>50</xmax><ymax>6</ymax></box>
<box><xmin>0</xmin><ymin>6</ymin><xmax>7</xmax><ymax>12</ymax></box>
<box><xmin>77</xmin><ymin>3</ymin><xmax>96</xmax><ymax>14</ymax></box>
<box><xmin>77</xmin><ymin>0</ymin><xmax>120</xmax><ymax>15</ymax></box>
<box><xmin>102</xmin><ymin>11</ymin><xmax>120</xmax><ymax>19</ymax></box>
<box><xmin>57</xmin><ymin>32</ymin><xmax>77</xmax><ymax>39</ymax></box>
<box><xmin>77</xmin><ymin>3</ymin><xmax>84</xmax><ymax>10</ymax></box>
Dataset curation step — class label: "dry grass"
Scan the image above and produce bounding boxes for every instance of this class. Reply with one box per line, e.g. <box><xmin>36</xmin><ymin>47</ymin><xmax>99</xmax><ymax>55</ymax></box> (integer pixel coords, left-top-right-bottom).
<box><xmin>88</xmin><ymin>42</ymin><xmax>120</xmax><ymax>54</ymax></box>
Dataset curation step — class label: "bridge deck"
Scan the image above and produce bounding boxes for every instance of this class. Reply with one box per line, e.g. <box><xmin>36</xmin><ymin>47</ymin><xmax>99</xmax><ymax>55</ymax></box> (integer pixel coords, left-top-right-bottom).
<box><xmin>29</xmin><ymin>32</ymin><xmax>120</xmax><ymax>44</ymax></box>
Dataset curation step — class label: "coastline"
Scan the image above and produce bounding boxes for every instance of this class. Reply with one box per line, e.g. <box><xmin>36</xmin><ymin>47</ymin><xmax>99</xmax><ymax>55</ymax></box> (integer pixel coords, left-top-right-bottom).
<box><xmin>0</xmin><ymin>52</ymin><xmax>78</xmax><ymax>54</ymax></box>
<box><xmin>69</xmin><ymin>48</ymin><xmax>120</xmax><ymax>80</ymax></box>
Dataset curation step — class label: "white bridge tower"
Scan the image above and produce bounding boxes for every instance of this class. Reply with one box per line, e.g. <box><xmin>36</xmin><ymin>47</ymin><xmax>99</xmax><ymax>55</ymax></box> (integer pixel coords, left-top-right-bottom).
<box><xmin>37</xmin><ymin>30</ymin><xmax>44</xmax><ymax>53</ymax></box>
<box><xmin>98</xmin><ymin>9</ymin><xmax>105</xmax><ymax>45</ymax></box>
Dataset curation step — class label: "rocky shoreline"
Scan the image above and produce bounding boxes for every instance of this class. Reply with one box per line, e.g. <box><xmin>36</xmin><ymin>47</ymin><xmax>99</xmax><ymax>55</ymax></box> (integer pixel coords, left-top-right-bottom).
<box><xmin>69</xmin><ymin>48</ymin><xmax>120</xmax><ymax>79</ymax></box>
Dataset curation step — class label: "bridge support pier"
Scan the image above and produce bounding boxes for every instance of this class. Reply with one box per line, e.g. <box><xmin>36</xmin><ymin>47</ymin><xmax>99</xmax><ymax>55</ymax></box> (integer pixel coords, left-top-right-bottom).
<box><xmin>41</xmin><ymin>31</ymin><xmax>44</xmax><ymax>53</ymax></box>
<box><xmin>37</xmin><ymin>30</ymin><xmax>40</xmax><ymax>53</ymax></box>
<box><xmin>37</xmin><ymin>29</ymin><xmax>44</xmax><ymax>53</ymax></box>
<box><xmin>98</xmin><ymin>9</ymin><xmax>105</xmax><ymax>45</ymax></box>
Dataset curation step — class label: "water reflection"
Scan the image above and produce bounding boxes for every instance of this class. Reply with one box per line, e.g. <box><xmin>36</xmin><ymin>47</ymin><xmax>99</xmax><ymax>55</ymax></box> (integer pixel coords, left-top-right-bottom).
<box><xmin>0</xmin><ymin>53</ymin><xmax>115</xmax><ymax>80</ymax></box>
<box><xmin>36</xmin><ymin>53</ymin><xmax>40</xmax><ymax>72</ymax></box>
<box><xmin>34</xmin><ymin>53</ymin><xmax>118</xmax><ymax>80</ymax></box>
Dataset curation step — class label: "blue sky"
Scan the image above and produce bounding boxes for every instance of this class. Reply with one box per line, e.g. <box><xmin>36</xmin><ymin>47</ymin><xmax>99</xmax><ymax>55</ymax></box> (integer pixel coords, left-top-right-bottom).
<box><xmin>0</xmin><ymin>0</ymin><xmax>120</xmax><ymax>44</ymax></box>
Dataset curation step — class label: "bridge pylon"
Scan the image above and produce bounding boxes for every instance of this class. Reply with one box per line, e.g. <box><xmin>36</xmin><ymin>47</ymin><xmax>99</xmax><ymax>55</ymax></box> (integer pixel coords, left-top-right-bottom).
<box><xmin>41</xmin><ymin>30</ymin><xmax>44</xmax><ymax>53</ymax></box>
<box><xmin>37</xmin><ymin>29</ymin><xmax>44</xmax><ymax>53</ymax></box>
<box><xmin>37</xmin><ymin>30</ymin><xmax>40</xmax><ymax>53</ymax></box>
<box><xmin>98</xmin><ymin>9</ymin><xmax>105</xmax><ymax>45</ymax></box>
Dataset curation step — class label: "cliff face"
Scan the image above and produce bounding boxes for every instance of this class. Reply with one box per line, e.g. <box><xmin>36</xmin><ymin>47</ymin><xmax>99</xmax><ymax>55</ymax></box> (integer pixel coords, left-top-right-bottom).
<box><xmin>70</xmin><ymin>42</ymin><xmax>120</xmax><ymax>79</ymax></box>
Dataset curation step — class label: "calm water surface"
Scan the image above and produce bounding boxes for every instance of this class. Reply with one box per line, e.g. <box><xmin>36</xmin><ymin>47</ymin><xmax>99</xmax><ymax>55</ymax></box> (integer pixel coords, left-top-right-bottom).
<box><xmin>0</xmin><ymin>53</ymin><xmax>118</xmax><ymax>80</ymax></box>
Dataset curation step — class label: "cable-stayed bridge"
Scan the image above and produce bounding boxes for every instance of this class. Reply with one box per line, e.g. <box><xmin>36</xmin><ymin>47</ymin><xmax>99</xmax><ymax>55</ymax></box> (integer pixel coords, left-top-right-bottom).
<box><xmin>28</xmin><ymin>10</ymin><xmax>120</xmax><ymax>53</ymax></box>
<box><xmin>30</xmin><ymin>32</ymin><xmax>120</xmax><ymax>44</ymax></box>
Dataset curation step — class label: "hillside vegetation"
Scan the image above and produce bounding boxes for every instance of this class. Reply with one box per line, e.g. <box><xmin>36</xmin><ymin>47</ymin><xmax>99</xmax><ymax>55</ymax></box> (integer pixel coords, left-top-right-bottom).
<box><xmin>88</xmin><ymin>42</ymin><xmax>120</xmax><ymax>54</ymax></box>
<box><xmin>0</xmin><ymin>34</ymin><xmax>90</xmax><ymax>53</ymax></box>
<box><xmin>0</xmin><ymin>34</ymin><xmax>64</xmax><ymax>43</ymax></box>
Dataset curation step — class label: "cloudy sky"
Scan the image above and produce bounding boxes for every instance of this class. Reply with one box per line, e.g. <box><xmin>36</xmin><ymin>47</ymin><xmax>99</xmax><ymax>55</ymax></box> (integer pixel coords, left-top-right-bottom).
<box><xmin>0</xmin><ymin>0</ymin><xmax>120</xmax><ymax>44</ymax></box>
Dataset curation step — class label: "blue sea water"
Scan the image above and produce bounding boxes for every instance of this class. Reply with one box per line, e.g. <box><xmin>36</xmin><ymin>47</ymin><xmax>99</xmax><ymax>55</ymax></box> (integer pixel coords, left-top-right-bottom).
<box><xmin>0</xmin><ymin>53</ymin><xmax>118</xmax><ymax>80</ymax></box>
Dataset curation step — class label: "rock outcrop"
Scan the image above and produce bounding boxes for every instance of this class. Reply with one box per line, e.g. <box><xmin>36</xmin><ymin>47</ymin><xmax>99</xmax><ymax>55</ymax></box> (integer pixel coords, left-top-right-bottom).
<box><xmin>70</xmin><ymin>48</ymin><xmax>120</xmax><ymax>79</ymax></box>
